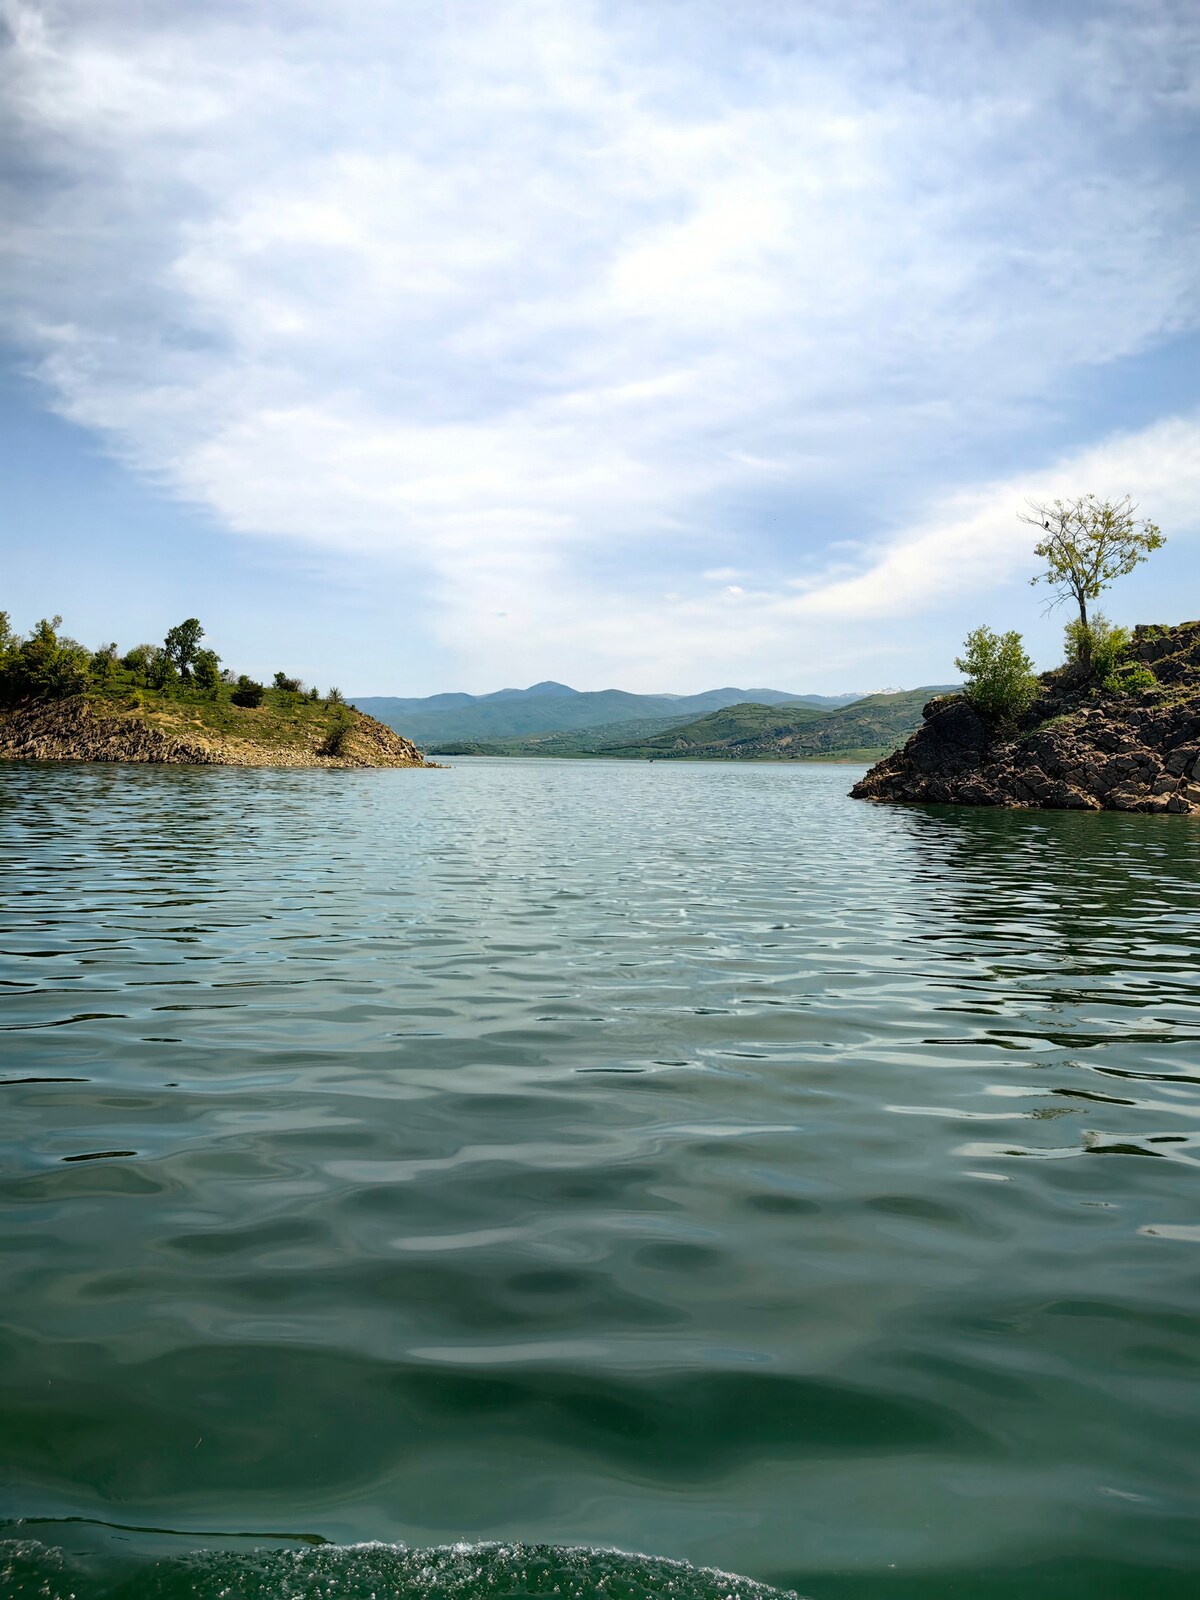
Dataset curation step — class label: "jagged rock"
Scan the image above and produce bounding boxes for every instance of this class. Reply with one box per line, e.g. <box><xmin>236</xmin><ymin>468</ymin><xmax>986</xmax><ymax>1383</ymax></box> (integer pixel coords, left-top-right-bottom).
<box><xmin>852</xmin><ymin>620</ymin><xmax>1200</xmax><ymax>814</ymax></box>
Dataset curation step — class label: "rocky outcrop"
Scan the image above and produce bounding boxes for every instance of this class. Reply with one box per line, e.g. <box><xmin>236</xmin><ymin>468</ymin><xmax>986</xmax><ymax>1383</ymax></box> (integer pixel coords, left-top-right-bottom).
<box><xmin>0</xmin><ymin>697</ymin><xmax>430</xmax><ymax>768</ymax></box>
<box><xmin>852</xmin><ymin>621</ymin><xmax>1200</xmax><ymax>814</ymax></box>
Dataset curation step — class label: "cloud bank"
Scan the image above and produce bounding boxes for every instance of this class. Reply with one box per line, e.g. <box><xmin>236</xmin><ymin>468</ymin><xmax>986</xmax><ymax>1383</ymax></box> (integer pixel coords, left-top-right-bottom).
<box><xmin>2</xmin><ymin>0</ymin><xmax>1198</xmax><ymax>686</ymax></box>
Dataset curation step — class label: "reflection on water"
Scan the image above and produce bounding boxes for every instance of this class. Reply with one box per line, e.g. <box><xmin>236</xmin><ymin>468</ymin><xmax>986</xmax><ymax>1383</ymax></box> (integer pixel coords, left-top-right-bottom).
<box><xmin>1</xmin><ymin>759</ymin><xmax>1198</xmax><ymax>1599</ymax></box>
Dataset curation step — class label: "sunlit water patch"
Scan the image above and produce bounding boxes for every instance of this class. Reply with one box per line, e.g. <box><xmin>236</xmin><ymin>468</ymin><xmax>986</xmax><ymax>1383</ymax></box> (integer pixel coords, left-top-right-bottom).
<box><xmin>2</xmin><ymin>759</ymin><xmax>1198</xmax><ymax>1599</ymax></box>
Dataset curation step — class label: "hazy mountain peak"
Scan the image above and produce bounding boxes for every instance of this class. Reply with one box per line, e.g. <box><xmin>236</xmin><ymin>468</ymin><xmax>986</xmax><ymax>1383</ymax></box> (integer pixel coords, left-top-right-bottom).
<box><xmin>480</xmin><ymin>680</ymin><xmax>579</xmax><ymax>703</ymax></box>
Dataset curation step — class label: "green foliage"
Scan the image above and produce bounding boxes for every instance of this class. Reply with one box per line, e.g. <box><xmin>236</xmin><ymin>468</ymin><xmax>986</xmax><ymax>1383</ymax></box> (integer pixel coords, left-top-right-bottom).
<box><xmin>0</xmin><ymin>615</ymin><xmax>91</xmax><ymax>703</ymax></box>
<box><xmin>1104</xmin><ymin>662</ymin><xmax>1158</xmax><ymax>696</ymax></box>
<box><xmin>955</xmin><ymin>626</ymin><xmax>1039</xmax><ymax>725</ymax></box>
<box><xmin>145</xmin><ymin>646</ymin><xmax>178</xmax><ymax>691</ymax></box>
<box><xmin>1064</xmin><ymin>613</ymin><xmax>1132</xmax><ymax>680</ymax></box>
<box><xmin>90</xmin><ymin>642</ymin><xmax>119</xmax><ymax>683</ymax></box>
<box><xmin>321</xmin><ymin>707</ymin><xmax>355</xmax><ymax>757</ymax></box>
<box><xmin>231</xmin><ymin>675</ymin><xmax>266</xmax><ymax>708</ymax></box>
<box><xmin>162</xmin><ymin>618</ymin><xmax>205</xmax><ymax>682</ymax></box>
<box><xmin>121</xmin><ymin>643</ymin><xmax>156</xmax><ymax>678</ymax></box>
<box><xmin>326</xmin><ymin>686</ymin><xmax>345</xmax><ymax>705</ymax></box>
<box><xmin>0</xmin><ymin>613</ymin><xmax>367</xmax><ymax>758</ymax></box>
<box><xmin>192</xmin><ymin>649</ymin><xmax>222</xmax><ymax>697</ymax></box>
<box><xmin>1022</xmin><ymin>494</ymin><xmax>1165</xmax><ymax>642</ymax></box>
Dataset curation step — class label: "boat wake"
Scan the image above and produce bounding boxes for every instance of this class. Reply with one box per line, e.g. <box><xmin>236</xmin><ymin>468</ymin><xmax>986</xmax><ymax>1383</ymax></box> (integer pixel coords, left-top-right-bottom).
<box><xmin>1</xmin><ymin>1538</ymin><xmax>800</xmax><ymax>1599</ymax></box>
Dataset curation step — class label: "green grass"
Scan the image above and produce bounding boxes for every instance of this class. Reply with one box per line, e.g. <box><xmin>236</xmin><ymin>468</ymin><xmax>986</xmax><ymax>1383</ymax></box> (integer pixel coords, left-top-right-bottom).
<box><xmin>87</xmin><ymin>675</ymin><xmax>351</xmax><ymax>751</ymax></box>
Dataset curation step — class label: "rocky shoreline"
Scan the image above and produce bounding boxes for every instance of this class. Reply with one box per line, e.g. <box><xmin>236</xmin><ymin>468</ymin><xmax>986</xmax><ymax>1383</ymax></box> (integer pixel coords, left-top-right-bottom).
<box><xmin>852</xmin><ymin>621</ymin><xmax>1200</xmax><ymax>814</ymax></box>
<box><xmin>0</xmin><ymin>696</ymin><xmax>430</xmax><ymax>768</ymax></box>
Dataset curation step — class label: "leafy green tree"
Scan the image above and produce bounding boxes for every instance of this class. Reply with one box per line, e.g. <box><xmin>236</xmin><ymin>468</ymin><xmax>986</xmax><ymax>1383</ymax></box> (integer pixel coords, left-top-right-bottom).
<box><xmin>90</xmin><ymin>642</ymin><xmax>119</xmax><ymax>683</ymax></box>
<box><xmin>0</xmin><ymin>615</ymin><xmax>90</xmax><ymax>702</ymax></box>
<box><xmin>955</xmin><ymin>626</ymin><xmax>1039</xmax><ymax>725</ymax></box>
<box><xmin>192</xmin><ymin>648</ymin><xmax>222</xmax><ymax>697</ymax></box>
<box><xmin>273</xmin><ymin>671</ymin><xmax>302</xmax><ymax>694</ymax></box>
<box><xmin>145</xmin><ymin>645</ymin><xmax>178</xmax><ymax>691</ymax></box>
<box><xmin>122</xmin><ymin>643</ymin><xmax>156</xmax><ymax>679</ymax></box>
<box><xmin>0</xmin><ymin>612</ymin><xmax>17</xmax><ymax>696</ymax></box>
<box><xmin>1020</xmin><ymin>495</ymin><xmax>1165</xmax><ymax>659</ymax></box>
<box><xmin>163</xmin><ymin>618</ymin><xmax>205</xmax><ymax>682</ymax></box>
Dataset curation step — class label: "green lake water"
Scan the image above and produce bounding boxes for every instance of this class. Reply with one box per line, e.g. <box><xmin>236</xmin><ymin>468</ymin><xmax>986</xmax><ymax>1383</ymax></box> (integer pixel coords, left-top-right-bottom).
<box><xmin>2</xmin><ymin>758</ymin><xmax>1198</xmax><ymax>1599</ymax></box>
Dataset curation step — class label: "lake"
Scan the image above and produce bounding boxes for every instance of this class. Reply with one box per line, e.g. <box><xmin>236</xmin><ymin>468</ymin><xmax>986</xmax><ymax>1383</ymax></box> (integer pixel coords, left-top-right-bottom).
<box><xmin>2</xmin><ymin>758</ymin><xmax>1198</xmax><ymax>1599</ymax></box>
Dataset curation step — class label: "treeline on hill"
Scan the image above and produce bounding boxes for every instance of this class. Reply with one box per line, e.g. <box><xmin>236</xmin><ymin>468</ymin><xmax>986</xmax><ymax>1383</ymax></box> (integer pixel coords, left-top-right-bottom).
<box><xmin>0</xmin><ymin>612</ymin><xmax>349</xmax><ymax>709</ymax></box>
<box><xmin>0</xmin><ymin>612</ymin><xmax>363</xmax><ymax>755</ymax></box>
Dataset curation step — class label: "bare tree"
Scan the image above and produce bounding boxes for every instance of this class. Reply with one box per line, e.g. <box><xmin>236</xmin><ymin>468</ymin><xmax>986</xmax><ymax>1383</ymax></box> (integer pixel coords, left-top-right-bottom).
<box><xmin>1019</xmin><ymin>495</ymin><xmax>1165</xmax><ymax>654</ymax></box>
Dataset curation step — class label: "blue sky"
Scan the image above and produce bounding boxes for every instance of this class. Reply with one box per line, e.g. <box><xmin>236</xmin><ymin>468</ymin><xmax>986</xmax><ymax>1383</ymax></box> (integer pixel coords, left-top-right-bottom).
<box><xmin>1</xmin><ymin>0</ymin><xmax>1198</xmax><ymax>695</ymax></box>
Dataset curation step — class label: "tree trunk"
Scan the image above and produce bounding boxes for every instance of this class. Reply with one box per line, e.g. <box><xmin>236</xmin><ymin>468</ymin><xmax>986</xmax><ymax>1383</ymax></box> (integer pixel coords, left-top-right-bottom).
<box><xmin>1078</xmin><ymin>595</ymin><xmax>1090</xmax><ymax>663</ymax></box>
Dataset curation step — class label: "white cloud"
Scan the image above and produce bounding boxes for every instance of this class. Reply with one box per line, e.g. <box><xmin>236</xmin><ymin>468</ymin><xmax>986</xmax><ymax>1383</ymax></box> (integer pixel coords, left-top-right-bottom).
<box><xmin>419</xmin><ymin>411</ymin><xmax>1200</xmax><ymax>689</ymax></box>
<box><xmin>791</xmin><ymin>414</ymin><xmax>1200</xmax><ymax>620</ymax></box>
<box><xmin>1</xmin><ymin>0</ymin><xmax>1198</xmax><ymax>686</ymax></box>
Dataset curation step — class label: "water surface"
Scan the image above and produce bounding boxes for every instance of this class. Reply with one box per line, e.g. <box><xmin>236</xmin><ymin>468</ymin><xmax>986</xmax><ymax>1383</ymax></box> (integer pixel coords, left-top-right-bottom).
<box><xmin>2</xmin><ymin>759</ymin><xmax>1198</xmax><ymax>1598</ymax></box>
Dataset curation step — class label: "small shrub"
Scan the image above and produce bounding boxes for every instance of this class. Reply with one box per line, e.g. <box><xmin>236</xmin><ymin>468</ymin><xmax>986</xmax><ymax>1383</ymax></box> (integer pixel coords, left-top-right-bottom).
<box><xmin>1064</xmin><ymin>613</ymin><xmax>1131</xmax><ymax>679</ymax></box>
<box><xmin>321</xmin><ymin>709</ymin><xmax>354</xmax><ymax>757</ymax></box>
<box><xmin>231</xmin><ymin>676</ymin><xmax>265</xmax><ymax>708</ymax></box>
<box><xmin>273</xmin><ymin>671</ymin><xmax>302</xmax><ymax>694</ymax></box>
<box><xmin>1104</xmin><ymin>662</ymin><xmax>1157</xmax><ymax>696</ymax></box>
<box><xmin>326</xmin><ymin>686</ymin><xmax>345</xmax><ymax>705</ymax></box>
<box><xmin>955</xmin><ymin>626</ymin><xmax>1039</xmax><ymax>725</ymax></box>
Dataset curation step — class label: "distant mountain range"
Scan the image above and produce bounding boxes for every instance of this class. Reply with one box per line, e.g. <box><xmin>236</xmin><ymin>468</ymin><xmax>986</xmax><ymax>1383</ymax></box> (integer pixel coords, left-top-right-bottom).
<box><xmin>414</xmin><ymin>684</ymin><xmax>964</xmax><ymax>763</ymax></box>
<box><xmin>353</xmin><ymin>681</ymin><xmax>863</xmax><ymax>746</ymax></box>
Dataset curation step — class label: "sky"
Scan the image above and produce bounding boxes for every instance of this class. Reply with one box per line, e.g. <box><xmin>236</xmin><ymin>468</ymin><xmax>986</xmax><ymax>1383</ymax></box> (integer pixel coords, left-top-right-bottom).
<box><xmin>1</xmin><ymin>0</ymin><xmax>1198</xmax><ymax>696</ymax></box>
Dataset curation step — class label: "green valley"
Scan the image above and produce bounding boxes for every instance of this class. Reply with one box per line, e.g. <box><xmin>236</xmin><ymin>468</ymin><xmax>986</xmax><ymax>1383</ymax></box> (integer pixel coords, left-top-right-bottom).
<box><xmin>432</xmin><ymin>686</ymin><xmax>961</xmax><ymax>761</ymax></box>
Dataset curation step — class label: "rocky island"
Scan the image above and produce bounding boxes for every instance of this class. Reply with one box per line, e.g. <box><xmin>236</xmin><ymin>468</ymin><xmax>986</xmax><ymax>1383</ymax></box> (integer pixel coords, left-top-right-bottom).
<box><xmin>853</xmin><ymin>621</ymin><xmax>1200</xmax><ymax>814</ymax></box>
<box><xmin>0</xmin><ymin>613</ymin><xmax>429</xmax><ymax>769</ymax></box>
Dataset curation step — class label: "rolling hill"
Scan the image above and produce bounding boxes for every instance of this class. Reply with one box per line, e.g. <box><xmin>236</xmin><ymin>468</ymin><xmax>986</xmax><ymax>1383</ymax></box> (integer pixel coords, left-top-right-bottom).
<box><xmin>355</xmin><ymin>681</ymin><xmax>861</xmax><ymax>745</ymax></box>
<box><xmin>433</xmin><ymin>686</ymin><xmax>962</xmax><ymax>762</ymax></box>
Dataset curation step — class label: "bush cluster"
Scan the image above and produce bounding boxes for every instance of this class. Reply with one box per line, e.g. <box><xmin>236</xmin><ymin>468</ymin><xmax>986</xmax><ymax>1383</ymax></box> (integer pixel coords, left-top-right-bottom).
<box><xmin>1062</xmin><ymin>613</ymin><xmax>1158</xmax><ymax>696</ymax></box>
<box><xmin>954</xmin><ymin>627</ymin><xmax>1039</xmax><ymax>726</ymax></box>
<box><xmin>0</xmin><ymin>614</ymin><xmax>91</xmax><ymax>703</ymax></box>
<box><xmin>231</xmin><ymin>676</ymin><xmax>266</xmax><ymax>707</ymax></box>
<box><xmin>320</xmin><ymin>707</ymin><xmax>355</xmax><ymax>757</ymax></box>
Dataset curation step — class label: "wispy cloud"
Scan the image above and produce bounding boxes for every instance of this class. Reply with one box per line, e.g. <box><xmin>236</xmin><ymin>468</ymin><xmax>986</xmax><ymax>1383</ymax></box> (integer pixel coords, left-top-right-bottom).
<box><xmin>1</xmin><ymin>0</ymin><xmax>1198</xmax><ymax>686</ymax></box>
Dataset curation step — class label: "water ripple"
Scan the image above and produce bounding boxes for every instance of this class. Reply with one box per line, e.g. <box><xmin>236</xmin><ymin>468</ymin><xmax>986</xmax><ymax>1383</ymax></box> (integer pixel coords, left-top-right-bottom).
<box><xmin>1</xmin><ymin>760</ymin><xmax>1198</xmax><ymax>1595</ymax></box>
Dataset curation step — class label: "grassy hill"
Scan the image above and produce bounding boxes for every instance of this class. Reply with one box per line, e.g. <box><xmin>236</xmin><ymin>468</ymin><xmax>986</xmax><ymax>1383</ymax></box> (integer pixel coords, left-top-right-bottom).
<box><xmin>0</xmin><ymin>682</ymin><xmax>429</xmax><ymax>768</ymax></box>
<box><xmin>0</xmin><ymin>613</ymin><xmax>428</xmax><ymax>768</ymax></box>
<box><xmin>604</xmin><ymin>700</ymin><xmax>827</xmax><ymax>756</ymax></box>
